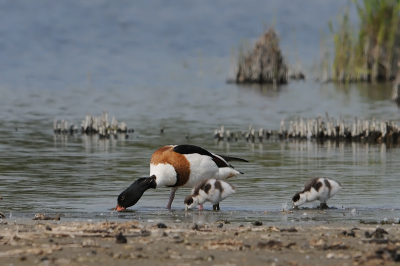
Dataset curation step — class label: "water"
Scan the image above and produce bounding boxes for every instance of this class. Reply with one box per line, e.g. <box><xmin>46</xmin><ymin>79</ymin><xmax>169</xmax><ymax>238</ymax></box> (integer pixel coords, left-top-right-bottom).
<box><xmin>0</xmin><ymin>1</ymin><xmax>400</xmax><ymax>224</ymax></box>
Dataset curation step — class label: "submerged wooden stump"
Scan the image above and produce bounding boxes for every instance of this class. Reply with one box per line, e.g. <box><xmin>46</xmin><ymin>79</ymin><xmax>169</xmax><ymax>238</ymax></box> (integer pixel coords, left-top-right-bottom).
<box><xmin>392</xmin><ymin>81</ymin><xmax>400</xmax><ymax>104</ymax></box>
<box><xmin>391</xmin><ymin>62</ymin><xmax>400</xmax><ymax>104</ymax></box>
<box><xmin>235</xmin><ymin>29</ymin><xmax>288</xmax><ymax>85</ymax></box>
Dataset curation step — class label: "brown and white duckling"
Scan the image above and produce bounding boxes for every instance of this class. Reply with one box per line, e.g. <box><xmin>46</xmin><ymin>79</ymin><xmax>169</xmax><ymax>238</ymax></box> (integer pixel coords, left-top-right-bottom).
<box><xmin>184</xmin><ymin>179</ymin><xmax>236</xmax><ymax>211</ymax></box>
<box><xmin>292</xmin><ymin>177</ymin><xmax>342</xmax><ymax>209</ymax></box>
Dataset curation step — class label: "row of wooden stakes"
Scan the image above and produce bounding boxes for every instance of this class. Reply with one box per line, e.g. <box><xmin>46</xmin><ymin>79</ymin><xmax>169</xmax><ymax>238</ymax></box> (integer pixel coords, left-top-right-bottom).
<box><xmin>54</xmin><ymin>111</ymin><xmax>133</xmax><ymax>139</ymax></box>
<box><xmin>214</xmin><ymin>115</ymin><xmax>400</xmax><ymax>144</ymax></box>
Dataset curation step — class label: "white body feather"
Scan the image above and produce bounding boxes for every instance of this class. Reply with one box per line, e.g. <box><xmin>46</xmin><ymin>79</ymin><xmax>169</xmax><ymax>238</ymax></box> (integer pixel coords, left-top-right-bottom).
<box><xmin>150</xmin><ymin>163</ymin><xmax>177</xmax><ymax>187</ymax></box>
<box><xmin>307</xmin><ymin>178</ymin><xmax>342</xmax><ymax>203</ymax></box>
<box><xmin>185</xmin><ymin>179</ymin><xmax>236</xmax><ymax>209</ymax></box>
<box><xmin>193</xmin><ymin>179</ymin><xmax>236</xmax><ymax>206</ymax></box>
<box><xmin>150</xmin><ymin>145</ymin><xmax>242</xmax><ymax>188</ymax></box>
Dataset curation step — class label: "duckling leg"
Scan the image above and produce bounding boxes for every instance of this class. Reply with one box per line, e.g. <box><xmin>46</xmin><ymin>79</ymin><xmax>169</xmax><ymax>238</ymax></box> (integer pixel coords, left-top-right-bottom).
<box><xmin>319</xmin><ymin>203</ymin><xmax>329</xmax><ymax>209</ymax></box>
<box><xmin>213</xmin><ymin>203</ymin><xmax>220</xmax><ymax>211</ymax></box>
<box><xmin>166</xmin><ymin>188</ymin><xmax>178</xmax><ymax>209</ymax></box>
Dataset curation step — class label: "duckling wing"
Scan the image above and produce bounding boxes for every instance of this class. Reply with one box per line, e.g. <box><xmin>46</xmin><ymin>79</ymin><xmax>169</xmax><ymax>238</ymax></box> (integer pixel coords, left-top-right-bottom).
<box><xmin>302</xmin><ymin>177</ymin><xmax>321</xmax><ymax>192</ymax></box>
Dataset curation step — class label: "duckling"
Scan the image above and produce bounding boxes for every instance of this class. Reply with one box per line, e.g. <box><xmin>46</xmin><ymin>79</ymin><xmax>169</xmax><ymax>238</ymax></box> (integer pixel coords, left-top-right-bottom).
<box><xmin>292</xmin><ymin>177</ymin><xmax>342</xmax><ymax>209</ymax></box>
<box><xmin>184</xmin><ymin>179</ymin><xmax>236</xmax><ymax>211</ymax></box>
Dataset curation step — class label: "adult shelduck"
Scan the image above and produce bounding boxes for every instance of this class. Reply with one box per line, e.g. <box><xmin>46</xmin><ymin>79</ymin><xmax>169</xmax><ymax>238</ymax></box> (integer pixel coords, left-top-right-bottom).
<box><xmin>184</xmin><ymin>179</ymin><xmax>236</xmax><ymax>211</ymax></box>
<box><xmin>292</xmin><ymin>177</ymin><xmax>342</xmax><ymax>209</ymax></box>
<box><xmin>116</xmin><ymin>144</ymin><xmax>248</xmax><ymax>210</ymax></box>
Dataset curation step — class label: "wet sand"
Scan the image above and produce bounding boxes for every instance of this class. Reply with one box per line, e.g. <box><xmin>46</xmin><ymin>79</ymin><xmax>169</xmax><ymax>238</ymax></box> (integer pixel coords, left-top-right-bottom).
<box><xmin>1</xmin><ymin>215</ymin><xmax>399</xmax><ymax>266</ymax></box>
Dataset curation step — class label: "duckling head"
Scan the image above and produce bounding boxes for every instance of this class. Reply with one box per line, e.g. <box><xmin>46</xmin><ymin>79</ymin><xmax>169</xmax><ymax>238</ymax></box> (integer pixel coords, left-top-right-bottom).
<box><xmin>292</xmin><ymin>192</ymin><xmax>307</xmax><ymax>208</ymax></box>
<box><xmin>184</xmin><ymin>196</ymin><xmax>199</xmax><ymax>210</ymax></box>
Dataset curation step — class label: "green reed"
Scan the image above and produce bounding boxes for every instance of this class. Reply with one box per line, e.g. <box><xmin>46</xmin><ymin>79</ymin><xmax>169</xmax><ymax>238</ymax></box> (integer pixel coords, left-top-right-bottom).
<box><xmin>329</xmin><ymin>0</ymin><xmax>400</xmax><ymax>82</ymax></box>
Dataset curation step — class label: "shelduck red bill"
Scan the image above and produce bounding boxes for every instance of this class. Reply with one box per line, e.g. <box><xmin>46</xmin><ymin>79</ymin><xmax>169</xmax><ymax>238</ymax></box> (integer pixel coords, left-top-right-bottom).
<box><xmin>115</xmin><ymin>205</ymin><xmax>125</xmax><ymax>211</ymax></box>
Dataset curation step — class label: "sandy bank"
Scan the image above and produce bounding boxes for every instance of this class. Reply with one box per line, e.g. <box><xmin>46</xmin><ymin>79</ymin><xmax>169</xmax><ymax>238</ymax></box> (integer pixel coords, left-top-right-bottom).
<box><xmin>0</xmin><ymin>217</ymin><xmax>399</xmax><ymax>266</ymax></box>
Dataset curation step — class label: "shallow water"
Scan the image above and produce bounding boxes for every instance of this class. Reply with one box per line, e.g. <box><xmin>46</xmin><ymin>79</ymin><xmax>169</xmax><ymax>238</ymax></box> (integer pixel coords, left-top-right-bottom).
<box><xmin>0</xmin><ymin>1</ymin><xmax>400</xmax><ymax>224</ymax></box>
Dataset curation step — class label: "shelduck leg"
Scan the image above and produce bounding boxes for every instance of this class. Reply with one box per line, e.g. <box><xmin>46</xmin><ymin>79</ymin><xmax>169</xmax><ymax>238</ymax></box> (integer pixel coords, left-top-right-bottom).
<box><xmin>166</xmin><ymin>188</ymin><xmax>178</xmax><ymax>209</ymax></box>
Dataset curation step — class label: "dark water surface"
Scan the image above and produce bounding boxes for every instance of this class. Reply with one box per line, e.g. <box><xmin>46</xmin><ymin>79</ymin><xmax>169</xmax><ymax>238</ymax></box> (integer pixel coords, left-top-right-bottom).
<box><xmin>0</xmin><ymin>1</ymin><xmax>400</xmax><ymax>224</ymax></box>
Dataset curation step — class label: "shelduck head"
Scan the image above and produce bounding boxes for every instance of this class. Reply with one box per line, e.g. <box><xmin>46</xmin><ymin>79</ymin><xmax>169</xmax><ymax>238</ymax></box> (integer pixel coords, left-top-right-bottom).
<box><xmin>292</xmin><ymin>192</ymin><xmax>306</xmax><ymax>208</ymax></box>
<box><xmin>184</xmin><ymin>195</ymin><xmax>199</xmax><ymax>210</ymax></box>
<box><xmin>116</xmin><ymin>175</ymin><xmax>157</xmax><ymax>211</ymax></box>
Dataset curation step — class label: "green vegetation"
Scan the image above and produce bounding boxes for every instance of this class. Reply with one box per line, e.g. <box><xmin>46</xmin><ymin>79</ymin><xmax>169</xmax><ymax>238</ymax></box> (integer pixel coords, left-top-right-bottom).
<box><xmin>329</xmin><ymin>0</ymin><xmax>400</xmax><ymax>82</ymax></box>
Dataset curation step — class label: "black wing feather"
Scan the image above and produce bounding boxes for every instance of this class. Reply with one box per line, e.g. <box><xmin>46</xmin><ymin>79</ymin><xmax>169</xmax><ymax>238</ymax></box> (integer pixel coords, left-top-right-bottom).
<box><xmin>173</xmin><ymin>145</ymin><xmax>247</xmax><ymax>168</ymax></box>
<box><xmin>173</xmin><ymin>145</ymin><xmax>214</xmax><ymax>157</ymax></box>
<box><xmin>216</xmin><ymin>155</ymin><xmax>249</xmax><ymax>163</ymax></box>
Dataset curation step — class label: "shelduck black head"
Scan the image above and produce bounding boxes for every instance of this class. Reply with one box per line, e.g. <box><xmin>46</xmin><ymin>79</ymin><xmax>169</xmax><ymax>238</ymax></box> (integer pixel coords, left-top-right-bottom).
<box><xmin>116</xmin><ymin>175</ymin><xmax>157</xmax><ymax>211</ymax></box>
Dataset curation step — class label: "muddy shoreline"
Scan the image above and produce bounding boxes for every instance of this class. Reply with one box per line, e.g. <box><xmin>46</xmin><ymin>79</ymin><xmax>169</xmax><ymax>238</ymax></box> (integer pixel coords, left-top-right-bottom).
<box><xmin>0</xmin><ymin>216</ymin><xmax>399</xmax><ymax>266</ymax></box>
